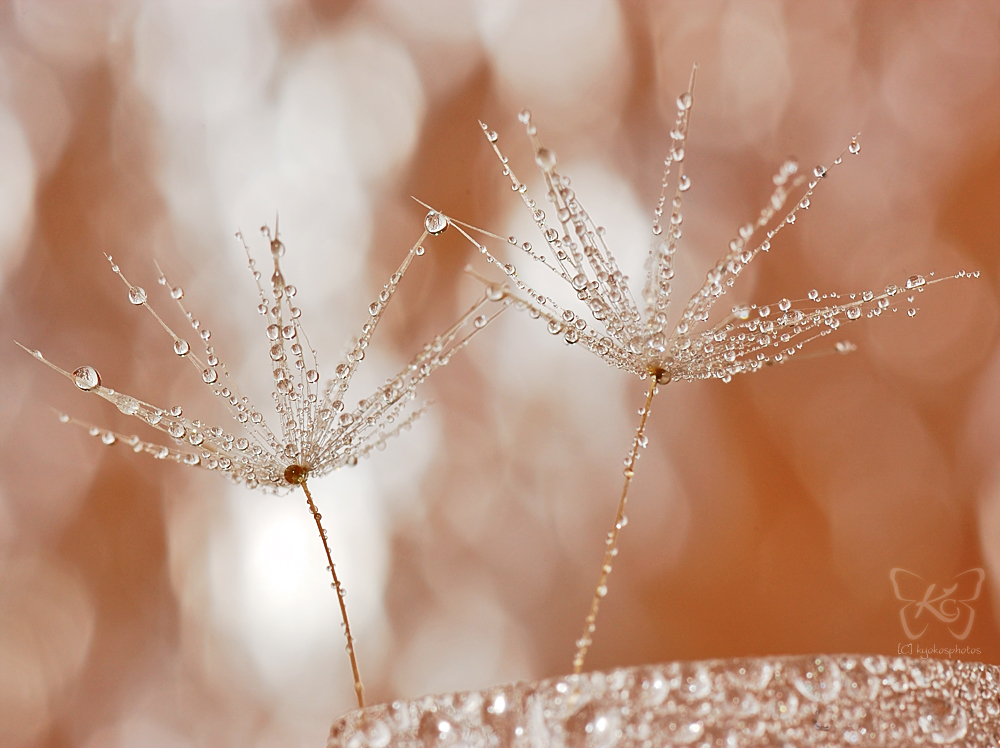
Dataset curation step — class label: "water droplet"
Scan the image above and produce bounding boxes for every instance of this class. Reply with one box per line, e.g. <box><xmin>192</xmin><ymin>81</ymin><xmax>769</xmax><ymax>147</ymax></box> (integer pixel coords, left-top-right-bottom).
<box><xmin>485</xmin><ymin>284</ymin><xmax>504</xmax><ymax>302</ymax></box>
<box><xmin>473</xmin><ymin>315</ymin><xmax>488</xmax><ymax>329</ymax></box>
<box><xmin>917</xmin><ymin>699</ymin><xmax>967</xmax><ymax>743</ymax></box>
<box><xmin>518</xmin><ymin>109</ymin><xmax>532</xmax><ymax>124</ymax></box>
<box><xmin>534</xmin><ymin>148</ymin><xmax>556</xmax><ymax>170</ymax></box>
<box><xmin>281</xmin><ymin>325</ymin><xmax>296</xmax><ymax>340</ymax></box>
<box><xmin>908</xmin><ymin>308</ymin><xmax>917</xmax><ymax>317</ymax></box>
<box><xmin>846</xmin><ymin>306</ymin><xmax>861</xmax><ymax>320</ymax></box>
<box><xmin>173</xmin><ymin>339</ymin><xmax>190</xmax><ymax>356</ymax></box>
<box><xmin>424</xmin><ymin>211</ymin><xmax>448</xmax><ymax>236</ymax></box>
<box><xmin>117</xmin><ymin>396</ymin><xmax>139</xmax><ymax>415</ymax></box>
<box><xmin>678</xmin><ymin>174</ymin><xmax>691</xmax><ymax>191</ymax></box>
<box><xmin>73</xmin><ymin>366</ymin><xmax>101</xmax><ymax>391</ymax></box>
<box><xmin>543</xmin><ymin>227</ymin><xmax>559</xmax><ymax>242</ymax></box>
<box><xmin>813</xmin><ymin>165</ymin><xmax>827</xmax><ymax>178</ymax></box>
<box><xmin>677</xmin><ymin>91</ymin><xmax>692</xmax><ymax>110</ymax></box>
<box><xmin>168</xmin><ymin>423</ymin><xmax>184</xmax><ymax>439</ymax></box>
<box><xmin>778</xmin><ymin>298</ymin><xmax>791</xmax><ymax>312</ymax></box>
<box><xmin>101</xmin><ymin>431</ymin><xmax>116</xmax><ymax>445</ymax></box>
<box><xmin>306</xmin><ymin>369</ymin><xmax>319</xmax><ymax>383</ymax></box>
<box><xmin>546</xmin><ymin>320</ymin><xmax>562</xmax><ymax>335</ymax></box>
<box><xmin>905</xmin><ymin>274</ymin><xmax>926</xmax><ymax>289</ymax></box>
<box><xmin>849</xmin><ymin>139</ymin><xmax>861</xmax><ymax>155</ymax></box>
<box><xmin>369</xmin><ymin>302</ymin><xmax>380</xmax><ymax>316</ymax></box>
<box><xmin>789</xmin><ymin>656</ymin><xmax>842</xmax><ymax>703</ymax></box>
<box><xmin>202</xmin><ymin>368</ymin><xmax>218</xmax><ymax>384</ymax></box>
<box><xmin>128</xmin><ymin>286</ymin><xmax>146</xmax><ymax>305</ymax></box>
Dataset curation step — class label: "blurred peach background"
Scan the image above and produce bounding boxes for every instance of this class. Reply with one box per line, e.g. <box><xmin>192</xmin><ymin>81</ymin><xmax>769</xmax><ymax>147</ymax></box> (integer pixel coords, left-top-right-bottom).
<box><xmin>1</xmin><ymin>1</ymin><xmax>999</xmax><ymax>746</ymax></box>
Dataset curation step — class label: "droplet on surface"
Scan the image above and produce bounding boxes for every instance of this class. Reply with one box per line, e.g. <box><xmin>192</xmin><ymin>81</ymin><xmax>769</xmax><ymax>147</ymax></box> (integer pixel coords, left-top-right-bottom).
<box><xmin>202</xmin><ymin>368</ymin><xmax>218</xmax><ymax>384</ymax></box>
<box><xmin>905</xmin><ymin>274</ymin><xmax>926</xmax><ymax>289</ymax></box>
<box><xmin>534</xmin><ymin>148</ymin><xmax>556</xmax><ymax>170</ymax></box>
<box><xmin>813</xmin><ymin>165</ymin><xmax>827</xmax><ymax>178</ymax></box>
<box><xmin>73</xmin><ymin>366</ymin><xmax>101</xmax><ymax>391</ymax></box>
<box><xmin>424</xmin><ymin>211</ymin><xmax>448</xmax><ymax>236</ymax></box>
<box><xmin>128</xmin><ymin>287</ymin><xmax>147</xmax><ymax>305</ymax></box>
<box><xmin>789</xmin><ymin>656</ymin><xmax>842</xmax><ymax>703</ymax></box>
<box><xmin>678</xmin><ymin>174</ymin><xmax>691</xmax><ymax>192</ymax></box>
<box><xmin>116</xmin><ymin>396</ymin><xmax>139</xmax><ymax>415</ymax></box>
<box><xmin>677</xmin><ymin>91</ymin><xmax>692</xmax><ymax>110</ymax></box>
<box><xmin>917</xmin><ymin>699</ymin><xmax>968</xmax><ymax>743</ymax></box>
<box><xmin>849</xmin><ymin>139</ymin><xmax>861</xmax><ymax>155</ymax></box>
<box><xmin>173</xmin><ymin>339</ymin><xmax>190</xmax><ymax>356</ymax></box>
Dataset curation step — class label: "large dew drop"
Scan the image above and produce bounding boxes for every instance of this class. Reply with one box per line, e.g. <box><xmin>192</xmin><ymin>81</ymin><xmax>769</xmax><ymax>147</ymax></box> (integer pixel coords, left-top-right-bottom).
<box><xmin>424</xmin><ymin>211</ymin><xmax>448</xmax><ymax>236</ymax></box>
<box><xmin>128</xmin><ymin>287</ymin><xmax>147</xmax><ymax>305</ymax></box>
<box><xmin>73</xmin><ymin>366</ymin><xmax>101</xmax><ymax>391</ymax></box>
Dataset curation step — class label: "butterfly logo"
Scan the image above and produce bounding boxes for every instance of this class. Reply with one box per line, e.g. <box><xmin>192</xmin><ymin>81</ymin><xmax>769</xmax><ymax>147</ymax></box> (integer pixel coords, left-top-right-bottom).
<box><xmin>890</xmin><ymin>568</ymin><xmax>985</xmax><ymax>641</ymax></box>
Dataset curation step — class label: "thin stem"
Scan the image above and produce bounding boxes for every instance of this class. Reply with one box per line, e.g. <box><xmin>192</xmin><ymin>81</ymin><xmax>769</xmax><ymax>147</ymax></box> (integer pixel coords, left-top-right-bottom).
<box><xmin>573</xmin><ymin>377</ymin><xmax>658</xmax><ymax>674</ymax></box>
<box><xmin>301</xmin><ymin>479</ymin><xmax>365</xmax><ymax>708</ymax></box>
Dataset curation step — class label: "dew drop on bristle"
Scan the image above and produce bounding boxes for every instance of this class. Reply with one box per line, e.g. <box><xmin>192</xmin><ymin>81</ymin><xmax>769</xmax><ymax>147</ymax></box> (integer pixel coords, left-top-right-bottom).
<box><xmin>678</xmin><ymin>174</ymin><xmax>691</xmax><ymax>192</ymax></box>
<box><xmin>202</xmin><ymin>368</ymin><xmax>218</xmax><ymax>384</ymax></box>
<box><xmin>128</xmin><ymin>287</ymin><xmax>147</xmax><ymax>305</ymax></box>
<box><xmin>534</xmin><ymin>148</ymin><xmax>556</xmax><ymax>170</ymax></box>
<box><xmin>73</xmin><ymin>366</ymin><xmax>101</xmax><ymax>391</ymax></box>
<box><xmin>676</xmin><ymin>92</ymin><xmax>692</xmax><ymax>110</ymax></box>
<box><xmin>813</xmin><ymin>165</ymin><xmax>827</xmax><ymax>178</ymax></box>
<box><xmin>849</xmin><ymin>139</ymin><xmax>860</xmax><ymax>155</ymax></box>
<box><xmin>170</xmin><ymin>286</ymin><xmax>184</xmax><ymax>300</ymax></box>
<box><xmin>424</xmin><ymin>211</ymin><xmax>448</xmax><ymax>236</ymax></box>
<box><xmin>173</xmin><ymin>339</ymin><xmax>190</xmax><ymax>356</ymax></box>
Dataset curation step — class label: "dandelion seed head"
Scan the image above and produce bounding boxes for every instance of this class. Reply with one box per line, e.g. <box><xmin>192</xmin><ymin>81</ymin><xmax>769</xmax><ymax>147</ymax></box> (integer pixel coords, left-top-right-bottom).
<box><xmin>24</xmin><ymin>214</ymin><xmax>506</xmax><ymax>495</ymax></box>
<box><xmin>454</xmin><ymin>71</ymin><xmax>976</xmax><ymax>389</ymax></box>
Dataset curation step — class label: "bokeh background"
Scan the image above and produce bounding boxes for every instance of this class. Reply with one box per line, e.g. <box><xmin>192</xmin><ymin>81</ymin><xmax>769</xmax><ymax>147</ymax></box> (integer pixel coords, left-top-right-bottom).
<box><xmin>1</xmin><ymin>0</ymin><xmax>999</xmax><ymax>745</ymax></box>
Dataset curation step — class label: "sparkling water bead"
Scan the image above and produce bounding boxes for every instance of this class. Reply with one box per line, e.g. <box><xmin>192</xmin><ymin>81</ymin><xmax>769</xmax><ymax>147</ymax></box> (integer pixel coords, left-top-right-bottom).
<box><xmin>72</xmin><ymin>366</ymin><xmax>101</xmax><ymax>391</ymax></box>
<box><xmin>423</xmin><ymin>210</ymin><xmax>448</xmax><ymax>236</ymax></box>
<box><xmin>128</xmin><ymin>286</ymin><xmax>147</xmax><ymax>305</ymax></box>
<box><xmin>534</xmin><ymin>147</ymin><xmax>556</xmax><ymax>170</ymax></box>
<box><xmin>173</xmin><ymin>338</ymin><xmax>190</xmax><ymax>356</ymax></box>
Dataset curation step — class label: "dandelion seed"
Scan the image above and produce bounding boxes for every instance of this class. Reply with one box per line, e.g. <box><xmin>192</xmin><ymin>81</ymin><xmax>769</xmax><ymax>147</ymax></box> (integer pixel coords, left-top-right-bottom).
<box><xmin>18</xmin><ymin>213</ymin><xmax>508</xmax><ymax>708</ymax></box>
<box><xmin>445</xmin><ymin>65</ymin><xmax>976</xmax><ymax>674</ymax></box>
